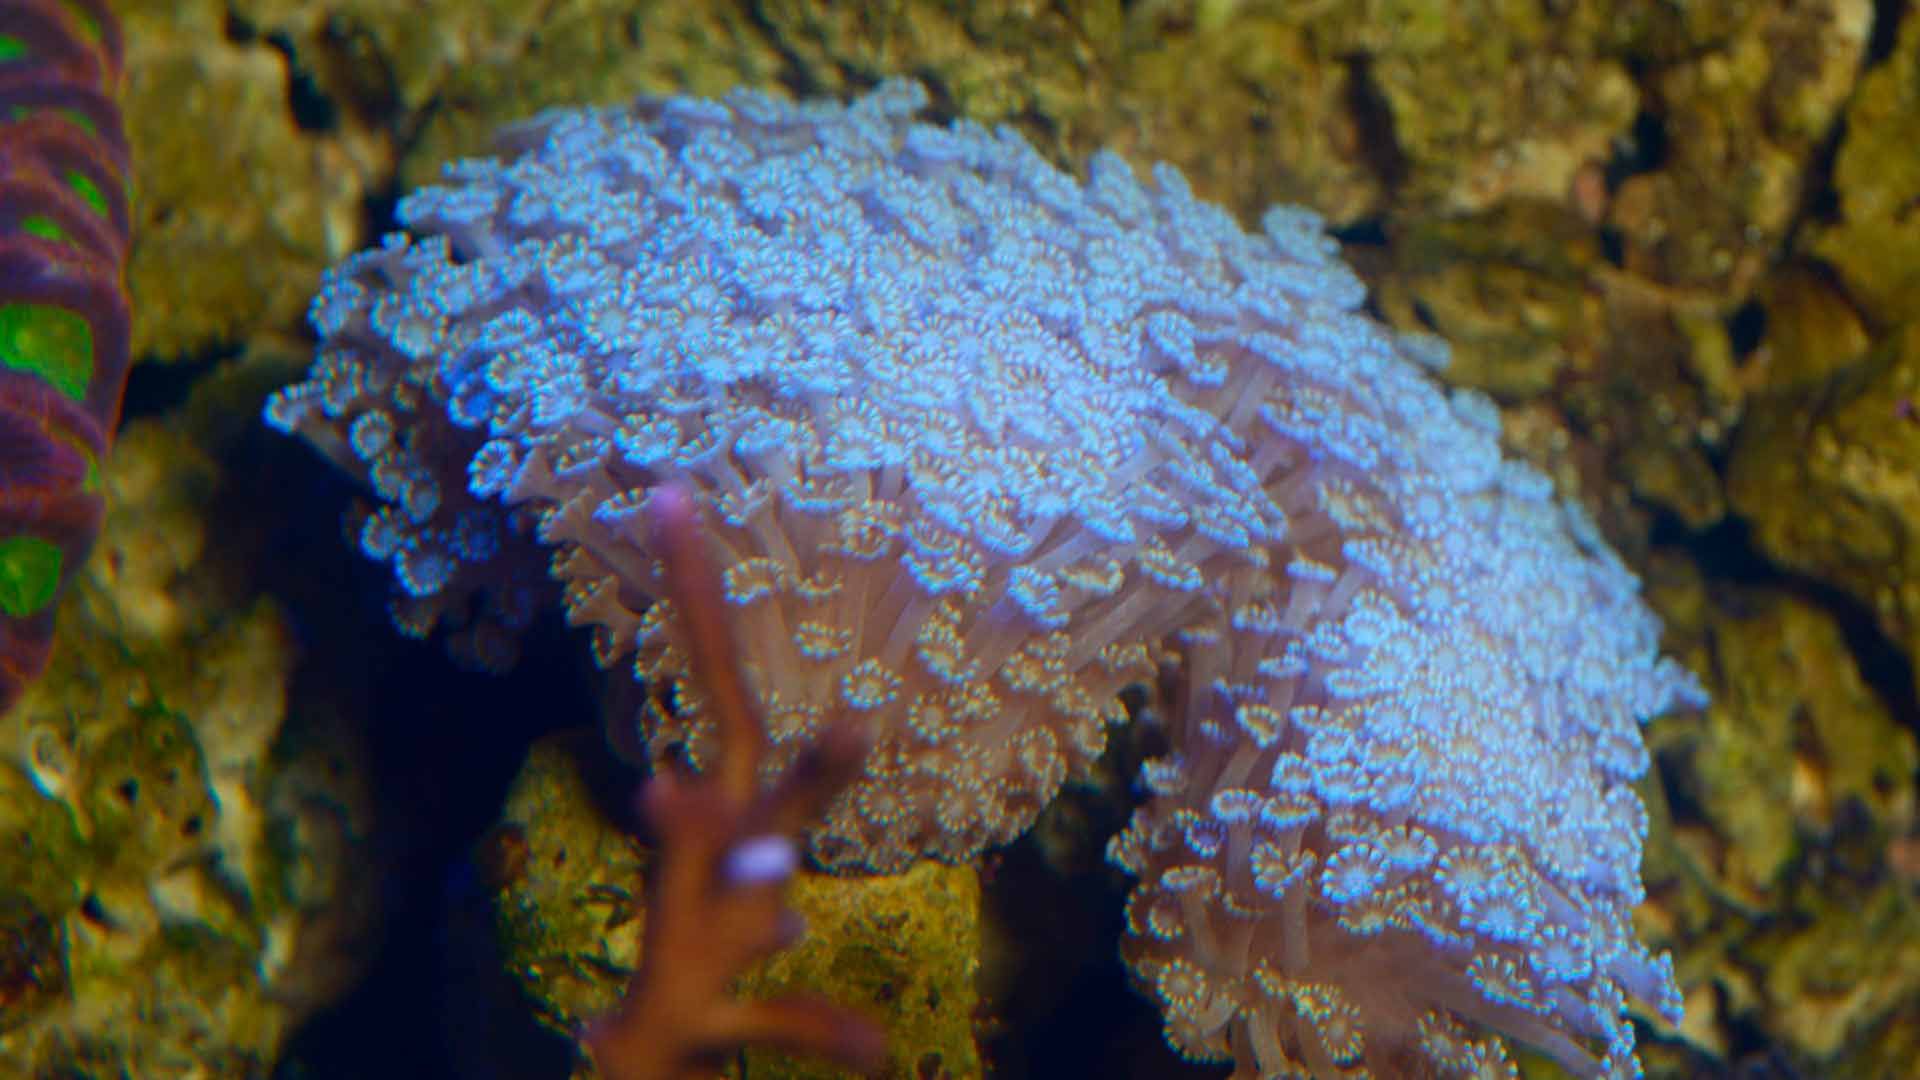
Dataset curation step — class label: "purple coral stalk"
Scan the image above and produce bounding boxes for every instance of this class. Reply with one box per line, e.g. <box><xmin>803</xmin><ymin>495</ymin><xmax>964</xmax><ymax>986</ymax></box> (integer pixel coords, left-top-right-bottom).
<box><xmin>266</xmin><ymin>80</ymin><xmax>1702</xmax><ymax>1077</ymax></box>
<box><xmin>0</xmin><ymin>0</ymin><xmax>131</xmax><ymax>715</ymax></box>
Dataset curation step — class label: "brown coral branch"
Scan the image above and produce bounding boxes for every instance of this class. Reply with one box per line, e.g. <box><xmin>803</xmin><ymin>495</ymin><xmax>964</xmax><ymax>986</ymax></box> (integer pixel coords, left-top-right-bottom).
<box><xmin>583</xmin><ymin>485</ymin><xmax>883</xmax><ymax>1080</ymax></box>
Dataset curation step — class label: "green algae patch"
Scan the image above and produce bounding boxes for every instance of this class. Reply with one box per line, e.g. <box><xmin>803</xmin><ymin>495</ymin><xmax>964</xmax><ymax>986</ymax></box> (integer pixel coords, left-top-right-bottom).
<box><xmin>1811</xmin><ymin>8</ymin><xmax>1920</xmax><ymax>327</ymax></box>
<box><xmin>491</xmin><ymin>732</ymin><xmax>648</xmax><ymax>1034</ymax></box>
<box><xmin>0</xmin><ymin>537</ymin><xmax>64</xmax><ymax>620</ymax></box>
<box><xmin>739</xmin><ymin>861</ymin><xmax>981</xmax><ymax>1080</ymax></box>
<box><xmin>0</xmin><ymin>303</ymin><xmax>93</xmax><ymax>403</ymax></box>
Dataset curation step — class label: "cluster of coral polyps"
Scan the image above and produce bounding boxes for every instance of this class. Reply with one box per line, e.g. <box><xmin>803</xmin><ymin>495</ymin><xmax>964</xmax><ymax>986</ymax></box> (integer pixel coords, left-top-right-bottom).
<box><xmin>267</xmin><ymin>81</ymin><xmax>1702</xmax><ymax>1076</ymax></box>
<box><xmin>1109</xmin><ymin>418</ymin><xmax>1692</xmax><ymax>1076</ymax></box>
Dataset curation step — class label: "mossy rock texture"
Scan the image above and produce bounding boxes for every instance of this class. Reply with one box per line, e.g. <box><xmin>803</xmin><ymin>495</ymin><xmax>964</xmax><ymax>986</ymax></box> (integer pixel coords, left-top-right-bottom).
<box><xmin>493</xmin><ymin>733</ymin><xmax>982</xmax><ymax>1079</ymax></box>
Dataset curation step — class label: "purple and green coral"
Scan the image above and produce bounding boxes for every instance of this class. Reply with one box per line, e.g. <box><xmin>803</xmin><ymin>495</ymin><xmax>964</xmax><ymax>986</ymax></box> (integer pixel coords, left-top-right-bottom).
<box><xmin>0</xmin><ymin>0</ymin><xmax>133</xmax><ymax>716</ymax></box>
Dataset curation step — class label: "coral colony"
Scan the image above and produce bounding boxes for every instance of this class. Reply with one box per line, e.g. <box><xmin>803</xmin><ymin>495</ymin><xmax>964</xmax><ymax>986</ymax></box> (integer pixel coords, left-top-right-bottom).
<box><xmin>268</xmin><ymin>81</ymin><xmax>1705</xmax><ymax>1077</ymax></box>
<box><xmin>0</xmin><ymin>0</ymin><xmax>132</xmax><ymax>715</ymax></box>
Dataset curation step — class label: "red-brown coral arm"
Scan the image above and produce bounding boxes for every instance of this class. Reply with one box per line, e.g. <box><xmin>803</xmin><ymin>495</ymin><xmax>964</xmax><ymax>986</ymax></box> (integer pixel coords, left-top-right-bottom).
<box><xmin>583</xmin><ymin>486</ymin><xmax>883</xmax><ymax>1080</ymax></box>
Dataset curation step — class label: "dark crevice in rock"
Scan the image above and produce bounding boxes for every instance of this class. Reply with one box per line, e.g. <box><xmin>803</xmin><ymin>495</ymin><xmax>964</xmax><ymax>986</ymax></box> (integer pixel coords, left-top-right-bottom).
<box><xmin>1650</xmin><ymin>510</ymin><xmax>1920</xmax><ymax>741</ymax></box>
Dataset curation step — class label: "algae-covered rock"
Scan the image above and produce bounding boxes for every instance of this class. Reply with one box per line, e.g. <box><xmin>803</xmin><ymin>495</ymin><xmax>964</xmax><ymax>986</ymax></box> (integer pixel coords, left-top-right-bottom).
<box><xmin>1358</xmin><ymin>0</ymin><xmax>1869</xmax><ymax>536</ymax></box>
<box><xmin>1372</xmin><ymin>198</ymin><xmax>1731</xmax><ymax>534</ymax></box>
<box><xmin>489</xmin><ymin>735</ymin><xmax>648</xmax><ymax>1035</ymax></box>
<box><xmin>1729</xmin><ymin>323</ymin><xmax>1920</xmax><ymax>694</ymax></box>
<box><xmin>493</xmin><ymin>733</ymin><xmax>982</xmax><ymax>1079</ymax></box>
<box><xmin>738</xmin><ymin>862</ymin><xmax>980</xmax><ymax>1080</ymax></box>
<box><xmin>1634</xmin><ymin>572</ymin><xmax>1920</xmax><ymax>1076</ymax></box>
<box><xmin>235</xmin><ymin>0</ymin><xmax>789</xmax><ymax>196</ymax></box>
<box><xmin>1376</xmin><ymin>201</ymin><xmax>1607</xmax><ymax>399</ymax></box>
<box><xmin>119</xmin><ymin>0</ymin><xmax>387</xmax><ymax>360</ymax></box>
<box><xmin>118</xmin><ymin>0</ymin><xmax>790</xmax><ymax>362</ymax></box>
<box><xmin>1744</xmin><ymin>264</ymin><xmax>1874</xmax><ymax>392</ymax></box>
<box><xmin>745</xmin><ymin>1</ymin><xmax>1382</xmax><ymax>225</ymax></box>
<box><xmin>1607</xmin><ymin>0</ymin><xmax>1870</xmax><ymax>297</ymax></box>
<box><xmin>1653</xmin><ymin>590</ymin><xmax>1915</xmax><ymax>905</ymax></box>
<box><xmin>1809</xmin><ymin>8</ymin><xmax>1920</xmax><ymax>328</ymax></box>
<box><xmin>1305</xmin><ymin>0</ymin><xmax>1638</xmax><ymax>216</ymax></box>
<box><xmin>1758</xmin><ymin>882</ymin><xmax>1920</xmax><ymax>1062</ymax></box>
<box><xmin>223</xmin><ymin>0</ymin><xmax>1381</xmax><ymax>230</ymax></box>
<box><xmin>0</xmin><ymin>418</ymin><xmax>374</xmax><ymax>1074</ymax></box>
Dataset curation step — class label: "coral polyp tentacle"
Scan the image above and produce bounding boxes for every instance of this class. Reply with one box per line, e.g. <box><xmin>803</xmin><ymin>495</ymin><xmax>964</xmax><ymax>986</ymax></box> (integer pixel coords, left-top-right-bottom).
<box><xmin>0</xmin><ymin>0</ymin><xmax>132</xmax><ymax>714</ymax></box>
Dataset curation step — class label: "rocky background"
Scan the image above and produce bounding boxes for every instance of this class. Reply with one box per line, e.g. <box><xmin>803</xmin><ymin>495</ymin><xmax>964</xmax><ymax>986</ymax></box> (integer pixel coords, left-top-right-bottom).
<box><xmin>4</xmin><ymin>0</ymin><xmax>1913</xmax><ymax>1076</ymax></box>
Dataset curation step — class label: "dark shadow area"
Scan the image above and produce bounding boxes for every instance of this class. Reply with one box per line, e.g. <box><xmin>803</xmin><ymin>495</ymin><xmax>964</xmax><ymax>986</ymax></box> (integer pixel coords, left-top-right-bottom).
<box><xmin>238</xmin><ymin>427</ymin><xmax>594</xmax><ymax>1080</ymax></box>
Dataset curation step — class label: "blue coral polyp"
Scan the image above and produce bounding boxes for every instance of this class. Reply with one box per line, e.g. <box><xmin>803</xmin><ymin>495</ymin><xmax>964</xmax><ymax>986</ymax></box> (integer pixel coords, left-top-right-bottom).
<box><xmin>266</xmin><ymin>79</ymin><xmax>1702</xmax><ymax>1077</ymax></box>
